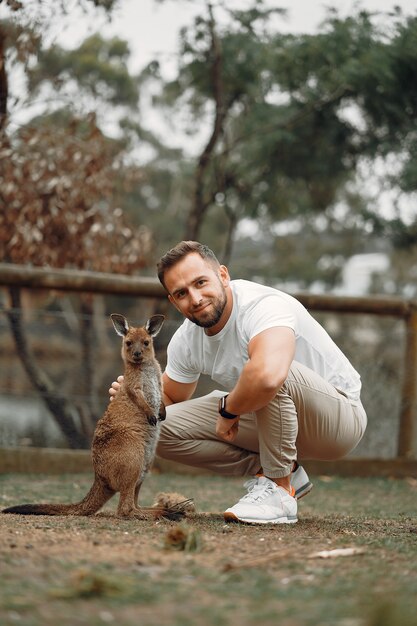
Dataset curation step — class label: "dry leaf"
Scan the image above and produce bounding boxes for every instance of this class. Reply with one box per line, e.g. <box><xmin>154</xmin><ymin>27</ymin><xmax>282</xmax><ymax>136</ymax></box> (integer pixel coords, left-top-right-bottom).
<box><xmin>309</xmin><ymin>547</ymin><xmax>366</xmax><ymax>559</ymax></box>
<box><xmin>318</xmin><ymin>475</ymin><xmax>334</xmax><ymax>482</ymax></box>
<box><xmin>0</xmin><ymin>120</ymin><xmax>152</xmax><ymax>273</ymax></box>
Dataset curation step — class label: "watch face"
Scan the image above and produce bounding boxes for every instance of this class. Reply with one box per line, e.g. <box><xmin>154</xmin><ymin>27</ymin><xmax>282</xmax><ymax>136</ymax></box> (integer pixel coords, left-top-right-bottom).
<box><xmin>218</xmin><ymin>395</ymin><xmax>236</xmax><ymax>419</ymax></box>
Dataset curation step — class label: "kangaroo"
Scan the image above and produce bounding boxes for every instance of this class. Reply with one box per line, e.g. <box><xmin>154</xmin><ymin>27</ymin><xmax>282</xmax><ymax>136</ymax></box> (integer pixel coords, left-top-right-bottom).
<box><xmin>2</xmin><ymin>314</ymin><xmax>181</xmax><ymax>519</ymax></box>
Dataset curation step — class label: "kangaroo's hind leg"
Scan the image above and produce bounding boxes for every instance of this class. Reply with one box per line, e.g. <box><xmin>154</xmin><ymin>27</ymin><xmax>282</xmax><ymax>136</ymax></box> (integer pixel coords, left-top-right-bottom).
<box><xmin>134</xmin><ymin>479</ymin><xmax>144</xmax><ymax>508</ymax></box>
<box><xmin>131</xmin><ymin>438</ymin><xmax>156</xmax><ymax>508</ymax></box>
<box><xmin>134</xmin><ymin>460</ymin><xmax>152</xmax><ymax>507</ymax></box>
<box><xmin>117</xmin><ymin>467</ymin><xmax>150</xmax><ymax>519</ymax></box>
<box><xmin>117</xmin><ymin>482</ymin><xmax>146</xmax><ymax>519</ymax></box>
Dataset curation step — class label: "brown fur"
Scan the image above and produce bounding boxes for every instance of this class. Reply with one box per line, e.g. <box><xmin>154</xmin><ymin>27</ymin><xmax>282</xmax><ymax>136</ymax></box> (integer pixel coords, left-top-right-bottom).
<box><xmin>3</xmin><ymin>314</ymin><xmax>172</xmax><ymax>519</ymax></box>
<box><xmin>153</xmin><ymin>492</ymin><xmax>196</xmax><ymax>515</ymax></box>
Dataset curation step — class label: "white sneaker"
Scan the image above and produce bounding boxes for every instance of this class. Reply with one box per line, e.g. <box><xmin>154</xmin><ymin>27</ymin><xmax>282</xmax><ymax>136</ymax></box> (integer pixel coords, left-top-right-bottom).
<box><xmin>291</xmin><ymin>464</ymin><xmax>313</xmax><ymax>500</ymax></box>
<box><xmin>224</xmin><ymin>476</ymin><xmax>298</xmax><ymax>524</ymax></box>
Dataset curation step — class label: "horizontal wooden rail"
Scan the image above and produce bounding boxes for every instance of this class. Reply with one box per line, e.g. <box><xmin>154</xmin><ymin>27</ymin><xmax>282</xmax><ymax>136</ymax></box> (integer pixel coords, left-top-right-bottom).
<box><xmin>296</xmin><ymin>292</ymin><xmax>416</xmax><ymax>317</ymax></box>
<box><xmin>0</xmin><ymin>263</ymin><xmax>164</xmax><ymax>298</ymax></box>
<box><xmin>1</xmin><ymin>447</ymin><xmax>416</xmax><ymax>478</ymax></box>
<box><xmin>0</xmin><ymin>262</ymin><xmax>416</xmax><ymax>459</ymax></box>
<box><xmin>1</xmin><ymin>263</ymin><xmax>416</xmax><ymax>317</ymax></box>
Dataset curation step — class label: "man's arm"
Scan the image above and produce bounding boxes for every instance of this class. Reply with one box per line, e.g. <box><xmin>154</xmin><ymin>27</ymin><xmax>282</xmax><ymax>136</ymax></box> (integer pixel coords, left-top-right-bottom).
<box><xmin>109</xmin><ymin>372</ymin><xmax>197</xmax><ymax>406</ymax></box>
<box><xmin>162</xmin><ymin>372</ymin><xmax>198</xmax><ymax>406</ymax></box>
<box><xmin>227</xmin><ymin>326</ymin><xmax>295</xmax><ymax>414</ymax></box>
<box><xmin>216</xmin><ymin>326</ymin><xmax>295</xmax><ymax>441</ymax></box>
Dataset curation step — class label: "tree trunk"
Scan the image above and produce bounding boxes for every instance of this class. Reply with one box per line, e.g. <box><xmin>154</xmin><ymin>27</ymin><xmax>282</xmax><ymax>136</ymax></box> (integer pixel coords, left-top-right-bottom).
<box><xmin>76</xmin><ymin>294</ymin><xmax>100</xmax><ymax>439</ymax></box>
<box><xmin>184</xmin><ymin>3</ymin><xmax>227</xmax><ymax>241</ymax></box>
<box><xmin>222</xmin><ymin>205</ymin><xmax>238</xmax><ymax>266</ymax></box>
<box><xmin>0</xmin><ymin>26</ymin><xmax>8</xmax><ymax>130</ymax></box>
<box><xmin>6</xmin><ymin>286</ymin><xmax>89</xmax><ymax>449</ymax></box>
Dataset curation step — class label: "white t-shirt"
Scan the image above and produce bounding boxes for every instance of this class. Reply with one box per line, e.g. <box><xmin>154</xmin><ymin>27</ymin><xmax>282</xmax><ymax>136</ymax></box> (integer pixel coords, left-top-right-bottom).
<box><xmin>165</xmin><ymin>279</ymin><xmax>362</xmax><ymax>401</ymax></box>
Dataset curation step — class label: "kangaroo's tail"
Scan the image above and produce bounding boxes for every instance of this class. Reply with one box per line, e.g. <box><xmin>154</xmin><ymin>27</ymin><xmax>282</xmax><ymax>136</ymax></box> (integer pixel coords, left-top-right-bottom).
<box><xmin>2</xmin><ymin>478</ymin><xmax>114</xmax><ymax>516</ymax></box>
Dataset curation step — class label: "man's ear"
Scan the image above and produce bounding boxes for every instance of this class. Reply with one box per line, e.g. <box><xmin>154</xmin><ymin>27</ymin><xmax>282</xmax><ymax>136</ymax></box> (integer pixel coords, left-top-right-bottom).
<box><xmin>219</xmin><ymin>265</ymin><xmax>230</xmax><ymax>287</ymax></box>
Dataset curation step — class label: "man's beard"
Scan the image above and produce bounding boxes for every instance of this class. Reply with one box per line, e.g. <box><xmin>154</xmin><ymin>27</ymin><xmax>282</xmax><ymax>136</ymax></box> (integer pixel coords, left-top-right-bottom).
<box><xmin>189</xmin><ymin>288</ymin><xmax>227</xmax><ymax>329</ymax></box>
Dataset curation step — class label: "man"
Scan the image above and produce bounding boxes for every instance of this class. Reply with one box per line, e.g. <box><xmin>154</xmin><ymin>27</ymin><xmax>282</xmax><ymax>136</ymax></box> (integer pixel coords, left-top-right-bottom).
<box><xmin>110</xmin><ymin>241</ymin><xmax>367</xmax><ymax>524</ymax></box>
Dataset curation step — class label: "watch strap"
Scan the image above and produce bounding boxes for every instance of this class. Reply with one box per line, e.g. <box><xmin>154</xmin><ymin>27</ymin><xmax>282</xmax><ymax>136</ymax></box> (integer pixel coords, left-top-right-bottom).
<box><xmin>218</xmin><ymin>395</ymin><xmax>238</xmax><ymax>419</ymax></box>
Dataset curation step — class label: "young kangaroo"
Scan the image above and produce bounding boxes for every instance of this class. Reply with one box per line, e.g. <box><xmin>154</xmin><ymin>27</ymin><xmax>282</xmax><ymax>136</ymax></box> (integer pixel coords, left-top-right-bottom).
<box><xmin>3</xmin><ymin>314</ymin><xmax>178</xmax><ymax>519</ymax></box>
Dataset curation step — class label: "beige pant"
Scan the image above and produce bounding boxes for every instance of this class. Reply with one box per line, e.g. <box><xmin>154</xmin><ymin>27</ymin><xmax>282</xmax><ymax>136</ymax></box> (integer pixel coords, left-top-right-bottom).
<box><xmin>158</xmin><ymin>361</ymin><xmax>367</xmax><ymax>478</ymax></box>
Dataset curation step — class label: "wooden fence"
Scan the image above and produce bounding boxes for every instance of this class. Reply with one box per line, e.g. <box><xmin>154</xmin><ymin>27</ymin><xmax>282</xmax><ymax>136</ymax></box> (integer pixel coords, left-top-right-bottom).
<box><xmin>1</xmin><ymin>262</ymin><xmax>416</xmax><ymax>475</ymax></box>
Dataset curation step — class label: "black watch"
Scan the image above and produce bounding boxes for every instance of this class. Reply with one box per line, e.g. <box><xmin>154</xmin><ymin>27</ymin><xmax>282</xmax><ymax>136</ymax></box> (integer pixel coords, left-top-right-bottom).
<box><xmin>218</xmin><ymin>395</ymin><xmax>239</xmax><ymax>420</ymax></box>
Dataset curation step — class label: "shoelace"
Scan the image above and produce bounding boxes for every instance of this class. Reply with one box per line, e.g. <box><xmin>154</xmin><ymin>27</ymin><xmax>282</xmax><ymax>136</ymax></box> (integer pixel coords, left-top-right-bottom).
<box><xmin>240</xmin><ymin>478</ymin><xmax>276</xmax><ymax>503</ymax></box>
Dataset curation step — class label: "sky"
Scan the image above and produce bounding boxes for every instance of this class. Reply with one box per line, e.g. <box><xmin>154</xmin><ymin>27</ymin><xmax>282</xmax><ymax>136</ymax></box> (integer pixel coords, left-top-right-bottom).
<box><xmin>56</xmin><ymin>0</ymin><xmax>417</xmax><ymax>77</ymax></box>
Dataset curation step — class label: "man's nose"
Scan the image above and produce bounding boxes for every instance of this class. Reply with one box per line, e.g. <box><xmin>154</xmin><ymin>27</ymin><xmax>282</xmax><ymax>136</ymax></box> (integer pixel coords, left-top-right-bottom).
<box><xmin>189</xmin><ymin>289</ymin><xmax>202</xmax><ymax>306</ymax></box>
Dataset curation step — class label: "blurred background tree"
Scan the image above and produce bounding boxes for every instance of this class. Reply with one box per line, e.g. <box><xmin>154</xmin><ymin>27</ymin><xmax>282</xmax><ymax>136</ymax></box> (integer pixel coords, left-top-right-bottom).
<box><xmin>4</xmin><ymin>0</ymin><xmax>416</xmax><ymax>287</ymax></box>
<box><xmin>1</xmin><ymin>0</ymin><xmax>417</xmax><ymax>449</ymax></box>
<box><xmin>153</xmin><ymin>2</ymin><xmax>417</xmax><ymax>282</ymax></box>
<box><xmin>0</xmin><ymin>0</ymin><xmax>155</xmax><ymax>447</ymax></box>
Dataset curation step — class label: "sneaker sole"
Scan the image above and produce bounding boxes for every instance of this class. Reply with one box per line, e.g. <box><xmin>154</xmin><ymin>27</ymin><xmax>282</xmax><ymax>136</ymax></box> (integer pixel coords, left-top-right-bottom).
<box><xmin>294</xmin><ymin>481</ymin><xmax>313</xmax><ymax>500</ymax></box>
<box><xmin>224</xmin><ymin>511</ymin><xmax>298</xmax><ymax>525</ymax></box>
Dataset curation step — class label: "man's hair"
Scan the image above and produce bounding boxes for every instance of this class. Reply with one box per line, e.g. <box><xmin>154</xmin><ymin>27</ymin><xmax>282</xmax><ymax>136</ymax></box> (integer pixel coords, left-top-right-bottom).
<box><xmin>157</xmin><ymin>241</ymin><xmax>220</xmax><ymax>290</ymax></box>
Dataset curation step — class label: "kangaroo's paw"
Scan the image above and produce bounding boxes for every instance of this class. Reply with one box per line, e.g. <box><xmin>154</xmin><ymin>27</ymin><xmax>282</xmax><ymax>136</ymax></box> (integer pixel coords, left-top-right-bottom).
<box><xmin>117</xmin><ymin>510</ymin><xmax>135</xmax><ymax>519</ymax></box>
<box><xmin>146</xmin><ymin>414</ymin><xmax>158</xmax><ymax>426</ymax></box>
<box><xmin>132</xmin><ymin>507</ymin><xmax>150</xmax><ymax>520</ymax></box>
<box><xmin>158</xmin><ymin>403</ymin><xmax>166</xmax><ymax>421</ymax></box>
<box><xmin>117</xmin><ymin>507</ymin><xmax>146</xmax><ymax>520</ymax></box>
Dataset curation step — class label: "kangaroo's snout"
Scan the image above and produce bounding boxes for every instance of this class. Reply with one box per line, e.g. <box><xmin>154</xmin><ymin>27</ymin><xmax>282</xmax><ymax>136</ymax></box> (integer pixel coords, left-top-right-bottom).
<box><xmin>132</xmin><ymin>349</ymin><xmax>142</xmax><ymax>362</ymax></box>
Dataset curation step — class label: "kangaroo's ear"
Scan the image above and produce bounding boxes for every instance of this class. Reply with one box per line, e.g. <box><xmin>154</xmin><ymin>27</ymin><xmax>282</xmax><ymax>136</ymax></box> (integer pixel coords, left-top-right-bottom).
<box><xmin>111</xmin><ymin>314</ymin><xmax>129</xmax><ymax>337</ymax></box>
<box><xmin>145</xmin><ymin>315</ymin><xmax>165</xmax><ymax>337</ymax></box>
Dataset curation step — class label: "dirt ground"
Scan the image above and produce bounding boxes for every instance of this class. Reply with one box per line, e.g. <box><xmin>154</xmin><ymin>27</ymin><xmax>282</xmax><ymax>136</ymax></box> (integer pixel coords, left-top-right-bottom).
<box><xmin>1</xmin><ymin>472</ymin><xmax>417</xmax><ymax>626</ymax></box>
<box><xmin>1</xmin><ymin>471</ymin><xmax>414</xmax><ymax>569</ymax></box>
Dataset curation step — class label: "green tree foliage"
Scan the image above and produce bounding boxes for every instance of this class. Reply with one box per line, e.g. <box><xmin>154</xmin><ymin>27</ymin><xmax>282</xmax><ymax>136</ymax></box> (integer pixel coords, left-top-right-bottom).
<box><xmin>28</xmin><ymin>34</ymin><xmax>138</xmax><ymax>109</ymax></box>
<box><xmin>274</xmin><ymin>9</ymin><xmax>417</xmax><ymax>191</ymax></box>
<box><xmin>29</xmin><ymin>35</ymin><xmax>138</xmax><ymax>106</ymax></box>
<box><xmin>154</xmin><ymin>2</ymin><xmax>417</xmax><ymax>277</ymax></box>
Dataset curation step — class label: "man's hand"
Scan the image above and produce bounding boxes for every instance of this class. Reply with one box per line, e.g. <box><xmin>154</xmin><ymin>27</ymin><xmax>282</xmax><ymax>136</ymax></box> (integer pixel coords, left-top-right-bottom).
<box><xmin>216</xmin><ymin>415</ymin><xmax>240</xmax><ymax>442</ymax></box>
<box><xmin>109</xmin><ymin>375</ymin><xmax>124</xmax><ymax>401</ymax></box>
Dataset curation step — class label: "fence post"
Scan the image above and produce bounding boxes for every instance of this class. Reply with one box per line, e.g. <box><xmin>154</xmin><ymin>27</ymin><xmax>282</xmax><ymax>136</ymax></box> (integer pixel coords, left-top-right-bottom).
<box><xmin>398</xmin><ymin>305</ymin><xmax>417</xmax><ymax>458</ymax></box>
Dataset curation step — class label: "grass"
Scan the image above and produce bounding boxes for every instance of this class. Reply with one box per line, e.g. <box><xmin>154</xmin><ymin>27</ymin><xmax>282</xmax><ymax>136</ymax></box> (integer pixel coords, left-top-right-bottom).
<box><xmin>0</xmin><ymin>472</ymin><xmax>416</xmax><ymax>626</ymax></box>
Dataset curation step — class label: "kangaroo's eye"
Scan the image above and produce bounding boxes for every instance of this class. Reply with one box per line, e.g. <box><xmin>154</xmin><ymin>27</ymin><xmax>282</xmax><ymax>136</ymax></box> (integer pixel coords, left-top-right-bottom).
<box><xmin>126</xmin><ymin>340</ymin><xmax>132</xmax><ymax>347</ymax></box>
<box><xmin>143</xmin><ymin>340</ymin><xmax>150</xmax><ymax>347</ymax></box>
